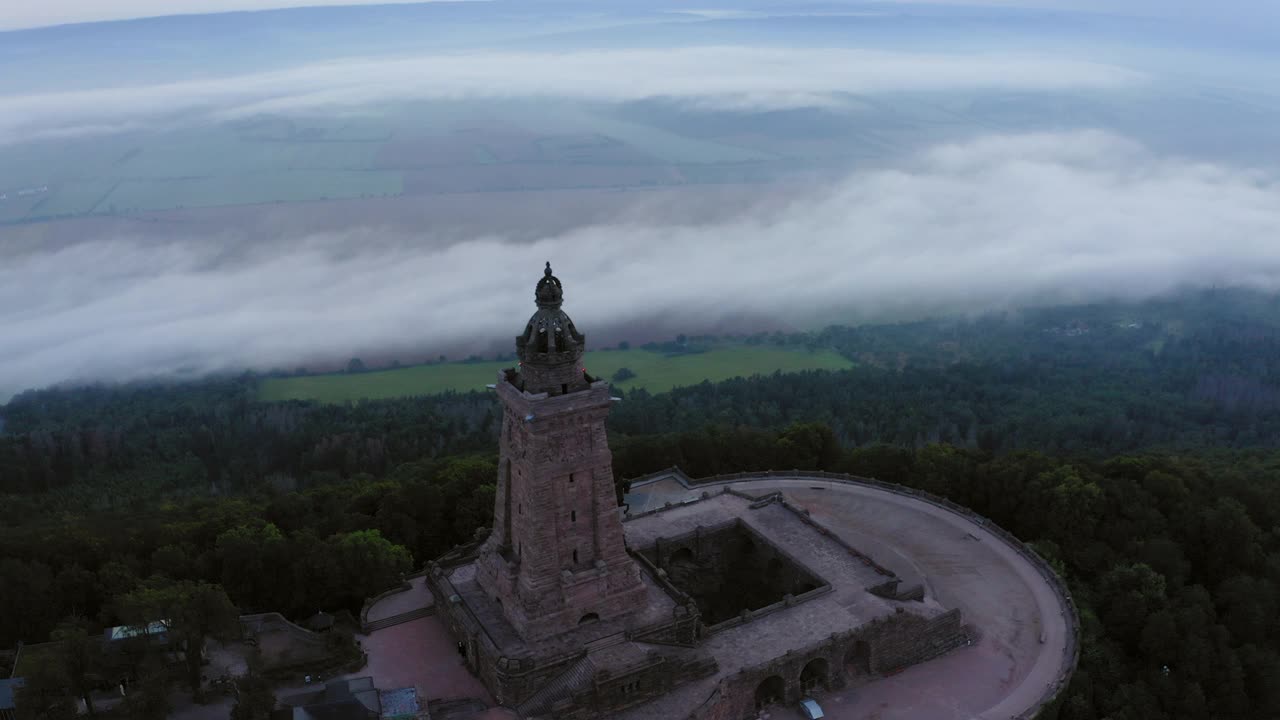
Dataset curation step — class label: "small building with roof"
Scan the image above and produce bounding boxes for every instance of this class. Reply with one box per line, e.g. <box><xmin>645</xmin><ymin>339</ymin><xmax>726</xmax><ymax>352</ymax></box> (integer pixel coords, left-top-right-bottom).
<box><xmin>377</xmin><ymin>687</ymin><xmax>426</xmax><ymax>720</ymax></box>
<box><xmin>277</xmin><ymin>676</ymin><xmax>381</xmax><ymax>720</ymax></box>
<box><xmin>0</xmin><ymin>677</ymin><xmax>26</xmax><ymax>720</ymax></box>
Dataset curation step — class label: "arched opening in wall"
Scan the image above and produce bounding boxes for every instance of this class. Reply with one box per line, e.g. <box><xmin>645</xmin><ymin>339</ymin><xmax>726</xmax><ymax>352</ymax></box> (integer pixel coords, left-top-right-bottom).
<box><xmin>668</xmin><ymin>547</ymin><xmax>695</xmax><ymax>568</ymax></box>
<box><xmin>845</xmin><ymin>640</ymin><xmax>871</xmax><ymax>676</ymax></box>
<box><xmin>799</xmin><ymin>657</ymin><xmax>829</xmax><ymax>692</ymax></box>
<box><xmin>578</xmin><ymin>613</ymin><xmax>600</xmax><ymax>625</ymax></box>
<box><xmin>754</xmin><ymin>675</ymin><xmax>785</xmax><ymax>709</ymax></box>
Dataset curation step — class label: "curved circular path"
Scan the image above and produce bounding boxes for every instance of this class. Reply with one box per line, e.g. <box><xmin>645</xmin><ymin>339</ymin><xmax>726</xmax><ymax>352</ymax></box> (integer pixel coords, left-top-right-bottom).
<box><xmin>625</xmin><ymin>472</ymin><xmax>1077</xmax><ymax>720</ymax></box>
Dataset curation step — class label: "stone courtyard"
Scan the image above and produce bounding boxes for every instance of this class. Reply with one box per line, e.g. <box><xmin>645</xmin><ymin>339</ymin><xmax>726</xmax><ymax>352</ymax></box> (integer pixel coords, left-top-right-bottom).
<box><xmin>620</xmin><ymin>470</ymin><xmax>1079</xmax><ymax>720</ymax></box>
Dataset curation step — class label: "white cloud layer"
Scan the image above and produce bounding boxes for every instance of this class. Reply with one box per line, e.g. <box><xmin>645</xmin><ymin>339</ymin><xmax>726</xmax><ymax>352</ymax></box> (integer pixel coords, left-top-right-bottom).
<box><xmin>0</xmin><ymin>47</ymin><xmax>1143</xmax><ymax>145</ymax></box>
<box><xmin>3</xmin><ymin>130</ymin><xmax>1279</xmax><ymax>399</ymax></box>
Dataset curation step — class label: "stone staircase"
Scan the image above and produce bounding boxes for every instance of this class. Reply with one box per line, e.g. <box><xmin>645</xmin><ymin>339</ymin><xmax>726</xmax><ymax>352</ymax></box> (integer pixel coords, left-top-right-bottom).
<box><xmin>517</xmin><ymin>653</ymin><xmax>597</xmax><ymax>718</ymax></box>
<box><xmin>517</xmin><ymin>632</ymin><xmax>644</xmax><ymax>717</ymax></box>
<box><xmin>362</xmin><ymin>605</ymin><xmax>435</xmax><ymax>633</ymax></box>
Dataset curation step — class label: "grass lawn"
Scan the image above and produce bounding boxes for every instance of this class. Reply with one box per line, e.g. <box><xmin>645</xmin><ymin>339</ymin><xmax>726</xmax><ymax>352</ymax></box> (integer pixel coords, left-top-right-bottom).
<box><xmin>258</xmin><ymin>345</ymin><xmax>852</xmax><ymax>403</ymax></box>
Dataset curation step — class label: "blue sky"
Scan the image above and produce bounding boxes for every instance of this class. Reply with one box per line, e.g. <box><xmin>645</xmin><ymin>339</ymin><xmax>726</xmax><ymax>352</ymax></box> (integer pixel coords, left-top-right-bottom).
<box><xmin>0</xmin><ymin>0</ymin><xmax>477</xmax><ymax>31</ymax></box>
<box><xmin>4</xmin><ymin>0</ymin><xmax>1279</xmax><ymax>31</ymax></box>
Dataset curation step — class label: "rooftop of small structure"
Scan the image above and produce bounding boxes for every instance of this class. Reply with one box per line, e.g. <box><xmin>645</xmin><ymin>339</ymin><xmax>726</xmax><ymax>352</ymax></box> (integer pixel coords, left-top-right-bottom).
<box><xmin>377</xmin><ymin>687</ymin><xmax>421</xmax><ymax>719</ymax></box>
<box><xmin>0</xmin><ymin>678</ymin><xmax>25</xmax><ymax>710</ymax></box>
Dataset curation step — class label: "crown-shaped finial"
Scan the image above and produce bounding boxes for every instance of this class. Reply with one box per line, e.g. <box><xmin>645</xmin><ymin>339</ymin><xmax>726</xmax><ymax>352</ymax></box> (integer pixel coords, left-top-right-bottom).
<box><xmin>535</xmin><ymin>260</ymin><xmax>564</xmax><ymax>308</ymax></box>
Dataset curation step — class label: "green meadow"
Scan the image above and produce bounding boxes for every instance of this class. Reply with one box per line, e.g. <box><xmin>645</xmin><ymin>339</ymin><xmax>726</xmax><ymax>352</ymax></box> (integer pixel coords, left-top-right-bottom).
<box><xmin>258</xmin><ymin>345</ymin><xmax>853</xmax><ymax>403</ymax></box>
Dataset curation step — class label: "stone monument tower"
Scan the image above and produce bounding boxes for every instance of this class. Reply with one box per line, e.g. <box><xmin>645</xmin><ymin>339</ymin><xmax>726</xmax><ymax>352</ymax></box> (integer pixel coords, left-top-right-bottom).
<box><xmin>474</xmin><ymin>262</ymin><xmax>647</xmax><ymax>641</ymax></box>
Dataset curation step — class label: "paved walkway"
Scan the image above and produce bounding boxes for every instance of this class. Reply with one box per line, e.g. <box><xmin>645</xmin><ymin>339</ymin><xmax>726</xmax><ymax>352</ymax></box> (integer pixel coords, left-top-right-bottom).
<box><xmin>360</xmin><ymin>615</ymin><xmax>493</xmax><ymax>703</ymax></box>
<box><xmin>272</xmin><ymin>582</ymin><xmax>494</xmax><ymax>713</ymax></box>
<box><xmin>366</xmin><ymin>574</ymin><xmax>434</xmax><ymax>623</ymax></box>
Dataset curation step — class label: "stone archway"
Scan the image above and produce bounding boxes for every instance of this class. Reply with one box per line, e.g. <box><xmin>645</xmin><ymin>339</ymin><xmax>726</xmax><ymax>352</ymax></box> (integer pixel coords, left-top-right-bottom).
<box><xmin>669</xmin><ymin>546</ymin><xmax>695</xmax><ymax>566</ymax></box>
<box><xmin>666</xmin><ymin>547</ymin><xmax>699</xmax><ymax>588</ymax></box>
<box><xmin>799</xmin><ymin>657</ymin><xmax>829</xmax><ymax>692</ymax></box>
<box><xmin>754</xmin><ymin>675</ymin><xmax>786</xmax><ymax>709</ymax></box>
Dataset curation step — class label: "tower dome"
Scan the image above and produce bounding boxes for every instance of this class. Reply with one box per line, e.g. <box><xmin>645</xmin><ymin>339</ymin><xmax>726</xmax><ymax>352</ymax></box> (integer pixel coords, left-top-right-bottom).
<box><xmin>515</xmin><ymin>262</ymin><xmax>589</xmax><ymax>395</ymax></box>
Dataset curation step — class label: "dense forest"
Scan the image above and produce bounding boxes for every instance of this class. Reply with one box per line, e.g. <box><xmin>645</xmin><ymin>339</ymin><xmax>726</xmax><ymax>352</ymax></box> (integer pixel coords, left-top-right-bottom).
<box><xmin>6</xmin><ymin>289</ymin><xmax>1280</xmax><ymax>514</ymax></box>
<box><xmin>2</xmin><ymin>289</ymin><xmax>1279</xmax><ymax>719</ymax></box>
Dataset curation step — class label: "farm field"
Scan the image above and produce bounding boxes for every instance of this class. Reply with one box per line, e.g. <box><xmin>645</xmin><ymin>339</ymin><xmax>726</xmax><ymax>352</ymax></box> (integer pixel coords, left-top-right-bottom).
<box><xmin>31</xmin><ymin>179</ymin><xmax>118</xmax><ymax>217</ymax></box>
<box><xmin>100</xmin><ymin>170</ymin><xmax>403</xmax><ymax>212</ymax></box>
<box><xmin>257</xmin><ymin>345</ymin><xmax>853</xmax><ymax>403</ymax></box>
<box><xmin>0</xmin><ymin>96</ymin><xmax>964</xmax><ymax>224</ymax></box>
<box><xmin>6</xmin><ymin>89</ymin><xmax>1268</xmax><ymax>226</ymax></box>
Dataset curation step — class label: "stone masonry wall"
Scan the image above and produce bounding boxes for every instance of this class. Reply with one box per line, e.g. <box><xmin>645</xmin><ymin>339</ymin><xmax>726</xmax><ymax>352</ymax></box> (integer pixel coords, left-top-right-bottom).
<box><xmin>643</xmin><ymin>520</ymin><xmax>825</xmax><ymax>625</ymax></box>
<box><xmin>536</xmin><ymin>652</ymin><xmax>720</xmax><ymax>720</ymax></box>
<box><xmin>687</xmin><ymin>608</ymin><xmax>970</xmax><ymax>720</ymax></box>
<box><xmin>427</xmin><ymin>563</ymin><xmax>588</xmax><ymax>707</ymax></box>
<box><xmin>476</xmin><ymin>378</ymin><xmax>646</xmax><ymax>642</ymax></box>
